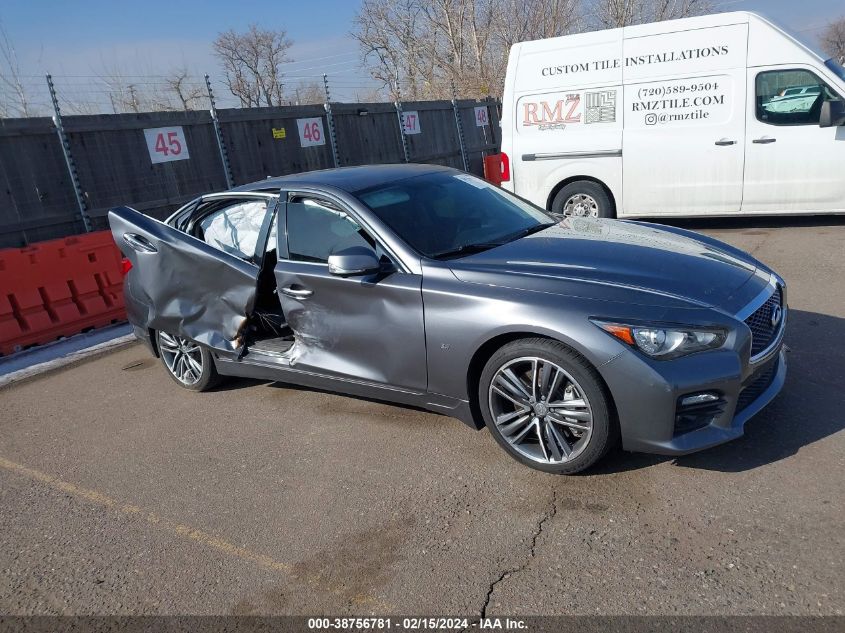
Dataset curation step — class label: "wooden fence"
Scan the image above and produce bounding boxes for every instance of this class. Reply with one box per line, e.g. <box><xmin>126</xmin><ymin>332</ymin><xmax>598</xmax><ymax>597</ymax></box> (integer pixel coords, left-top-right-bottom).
<box><xmin>0</xmin><ymin>98</ymin><xmax>501</xmax><ymax>248</ymax></box>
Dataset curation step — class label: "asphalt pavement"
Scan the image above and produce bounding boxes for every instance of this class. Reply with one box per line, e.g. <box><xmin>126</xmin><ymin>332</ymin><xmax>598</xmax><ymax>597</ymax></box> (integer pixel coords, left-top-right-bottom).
<box><xmin>0</xmin><ymin>216</ymin><xmax>843</xmax><ymax>616</ymax></box>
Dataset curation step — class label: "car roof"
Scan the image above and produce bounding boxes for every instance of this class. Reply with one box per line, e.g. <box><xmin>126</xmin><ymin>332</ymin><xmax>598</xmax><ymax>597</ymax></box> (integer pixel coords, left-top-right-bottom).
<box><xmin>233</xmin><ymin>163</ymin><xmax>455</xmax><ymax>195</ymax></box>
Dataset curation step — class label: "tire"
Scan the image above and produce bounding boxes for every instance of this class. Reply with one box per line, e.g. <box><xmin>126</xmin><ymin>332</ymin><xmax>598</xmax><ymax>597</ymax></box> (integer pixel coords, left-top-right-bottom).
<box><xmin>551</xmin><ymin>180</ymin><xmax>615</xmax><ymax>219</ymax></box>
<box><xmin>478</xmin><ymin>338</ymin><xmax>617</xmax><ymax>474</ymax></box>
<box><xmin>156</xmin><ymin>330</ymin><xmax>221</xmax><ymax>392</ymax></box>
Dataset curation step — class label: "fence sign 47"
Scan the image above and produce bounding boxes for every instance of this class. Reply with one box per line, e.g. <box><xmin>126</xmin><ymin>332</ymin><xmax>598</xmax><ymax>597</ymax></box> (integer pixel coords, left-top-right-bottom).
<box><xmin>402</xmin><ymin>111</ymin><xmax>421</xmax><ymax>135</ymax></box>
<box><xmin>143</xmin><ymin>127</ymin><xmax>190</xmax><ymax>164</ymax></box>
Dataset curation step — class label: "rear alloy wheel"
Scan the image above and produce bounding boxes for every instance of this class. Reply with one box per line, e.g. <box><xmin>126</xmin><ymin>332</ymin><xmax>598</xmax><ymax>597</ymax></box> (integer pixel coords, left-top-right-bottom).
<box><xmin>552</xmin><ymin>181</ymin><xmax>614</xmax><ymax>219</ymax></box>
<box><xmin>156</xmin><ymin>331</ymin><xmax>220</xmax><ymax>391</ymax></box>
<box><xmin>479</xmin><ymin>338</ymin><xmax>616</xmax><ymax>474</ymax></box>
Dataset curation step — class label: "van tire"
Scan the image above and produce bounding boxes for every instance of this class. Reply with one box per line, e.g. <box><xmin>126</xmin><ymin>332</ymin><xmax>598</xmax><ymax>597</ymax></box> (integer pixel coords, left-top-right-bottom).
<box><xmin>551</xmin><ymin>181</ymin><xmax>615</xmax><ymax>219</ymax></box>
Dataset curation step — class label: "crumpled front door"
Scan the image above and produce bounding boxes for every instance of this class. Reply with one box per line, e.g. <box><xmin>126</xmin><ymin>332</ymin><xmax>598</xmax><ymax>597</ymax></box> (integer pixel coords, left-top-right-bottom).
<box><xmin>109</xmin><ymin>206</ymin><xmax>260</xmax><ymax>354</ymax></box>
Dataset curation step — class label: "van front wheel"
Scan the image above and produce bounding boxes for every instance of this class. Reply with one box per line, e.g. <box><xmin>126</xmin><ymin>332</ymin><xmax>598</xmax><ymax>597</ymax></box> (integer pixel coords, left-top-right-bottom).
<box><xmin>551</xmin><ymin>181</ymin><xmax>614</xmax><ymax>219</ymax></box>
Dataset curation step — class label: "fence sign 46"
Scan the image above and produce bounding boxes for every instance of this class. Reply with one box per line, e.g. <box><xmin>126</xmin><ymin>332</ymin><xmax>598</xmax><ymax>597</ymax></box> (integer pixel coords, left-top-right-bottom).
<box><xmin>143</xmin><ymin>127</ymin><xmax>190</xmax><ymax>164</ymax></box>
<box><xmin>297</xmin><ymin>117</ymin><xmax>326</xmax><ymax>147</ymax></box>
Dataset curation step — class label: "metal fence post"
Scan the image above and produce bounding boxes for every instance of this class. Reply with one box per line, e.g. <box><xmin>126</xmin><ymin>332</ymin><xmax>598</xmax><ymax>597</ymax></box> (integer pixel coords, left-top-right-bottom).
<box><xmin>322</xmin><ymin>74</ymin><xmax>341</xmax><ymax>168</ymax></box>
<box><xmin>393</xmin><ymin>82</ymin><xmax>410</xmax><ymax>163</ymax></box>
<box><xmin>205</xmin><ymin>75</ymin><xmax>234</xmax><ymax>189</ymax></box>
<box><xmin>451</xmin><ymin>82</ymin><xmax>469</xmax><ymax>172</ymax></box>
<box><xmin>46</xmin><ymin>74</ymin><xmax>92</xmax><ymax>233</ymax></box>
<box><xmin>486</xmin><ymin>95</ymin><xmax>498</xmax><ymax>147</ymax></box>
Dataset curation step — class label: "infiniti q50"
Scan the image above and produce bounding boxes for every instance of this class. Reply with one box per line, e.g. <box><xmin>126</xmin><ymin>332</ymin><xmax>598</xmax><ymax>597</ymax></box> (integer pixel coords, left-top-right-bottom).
<box><xmin>109</xmin><ymin>165</ymin><xmax>786</xmax><ymax>473</ymax></box>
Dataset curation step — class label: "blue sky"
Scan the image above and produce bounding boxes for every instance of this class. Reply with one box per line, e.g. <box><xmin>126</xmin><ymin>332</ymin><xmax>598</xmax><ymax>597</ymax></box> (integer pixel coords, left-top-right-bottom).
<box><xmin>1</xmin><ymin>0</ymin><xmax>842</xmax><ymax>105</ymax></box>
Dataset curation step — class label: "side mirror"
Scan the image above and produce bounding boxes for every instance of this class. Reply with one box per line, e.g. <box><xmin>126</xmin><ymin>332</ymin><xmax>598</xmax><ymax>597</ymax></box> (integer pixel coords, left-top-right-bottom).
<box><xmin>819</xmin><ymin>100</ymin><xmax>845</xmax><ymax>128</ymax></box>
<box><xmin>327</xmin><ymin>245</ymin><xmax>381</xmax><ymax>277</ymax></box>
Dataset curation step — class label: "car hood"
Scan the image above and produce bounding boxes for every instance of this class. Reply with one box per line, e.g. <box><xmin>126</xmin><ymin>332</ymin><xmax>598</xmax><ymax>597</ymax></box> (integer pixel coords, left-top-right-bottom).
<box><xmin>449</xmin><ymin>217</ymin><xmax>759</xmax><ymax>309</ymax></box>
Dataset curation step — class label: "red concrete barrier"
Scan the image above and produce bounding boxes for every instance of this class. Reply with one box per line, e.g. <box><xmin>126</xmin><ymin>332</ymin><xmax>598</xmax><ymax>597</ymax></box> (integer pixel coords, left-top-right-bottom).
<box><xmin>0</xmin><ymin>230</ymin><xmax>126</xmax><ymax>356</ymax></box>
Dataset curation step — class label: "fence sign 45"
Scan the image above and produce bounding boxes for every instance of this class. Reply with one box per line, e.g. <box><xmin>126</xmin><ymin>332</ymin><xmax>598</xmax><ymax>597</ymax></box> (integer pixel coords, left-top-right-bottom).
<box><xmin>143</xmin><ymin>127</ymin><xmax>190</xmax><ymax>164</ymax></box>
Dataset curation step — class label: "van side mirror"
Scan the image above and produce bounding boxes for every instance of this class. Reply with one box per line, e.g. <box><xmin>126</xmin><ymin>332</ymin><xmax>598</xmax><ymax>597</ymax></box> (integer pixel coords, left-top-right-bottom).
<box><xmin>819</xmin><ymin>100</ymin><xmax>845</xmax><ymax>128</ymax></box>
<box><xmin>327</xmin><ymin>245</ymin><xmax>381</xmax><ymax>277</ymax></box>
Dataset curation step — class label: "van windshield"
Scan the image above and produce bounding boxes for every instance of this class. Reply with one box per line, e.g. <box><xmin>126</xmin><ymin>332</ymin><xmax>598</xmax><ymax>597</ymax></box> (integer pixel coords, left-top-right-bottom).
<box><xmin>825</xmin><ymin>58</ymin><xmax>845</xmax><ymax>84</ymax></box>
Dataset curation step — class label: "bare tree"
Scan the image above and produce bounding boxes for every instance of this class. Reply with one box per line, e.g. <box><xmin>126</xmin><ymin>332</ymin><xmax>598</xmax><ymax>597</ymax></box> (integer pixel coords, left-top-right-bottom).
<box><xmin>163</xmin><ymin>68</ymin><xmax>205</xmax><ymax>110</ymax></box>
<box><xmin>292</xmin><ymin>81</ymin><xmax>325</xmax><ymax>105</ymax></box>
<box><xmin>213</xmin><ymin>24</ymin><xmax>293</xmax><ymax>107</ymax></box>
<box><xmin>353</xmin><ymin>0</ymin><xmax>579</xmax><ymax>99</ymax></box>
<box><xmin>821</xmin><ymin>17</ymin><xmax>845</xmax><ymax>64</ymax></box>
<box><xmin>93</xmin><ymin>62</ymin><xmax>207</xmax><ymax>113</ymax></box>
<box><xmin>591</xmin><ymin>0</ymin><xmax>713</xmax><ymax>29</ymax></box>
<box><xmin>95</xmin><ymin>63</ymin><xmax>151</xmax><ymax>113</ymax></box>
<box><xmin>353</xmin><ymin>0</ymin><xmax>426</xmax><ymax>100</ymax></box>
<box><xmin>0</xmin><ymin>22</ymin><xmax>32</xmax><ymax>117</ymax></box>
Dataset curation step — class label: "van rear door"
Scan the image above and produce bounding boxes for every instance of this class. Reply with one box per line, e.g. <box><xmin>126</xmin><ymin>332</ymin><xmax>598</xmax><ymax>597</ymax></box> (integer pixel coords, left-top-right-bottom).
<box><xmin>622</xmin><ymin>22</ymin><xmax>749</xmax><ymax>215</ymax></box>
<box><xmin>506</xmin><ymin>30</ymin><xmax>624</xmax><ymax>209</ymax></box>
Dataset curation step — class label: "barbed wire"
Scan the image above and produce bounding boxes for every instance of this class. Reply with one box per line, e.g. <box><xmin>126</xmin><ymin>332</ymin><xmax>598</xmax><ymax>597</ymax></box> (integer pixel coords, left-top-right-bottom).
<box><xmin>2</xmin><ymin>66</ymin><xmax>479</xmax><ymax>118</ymax></box>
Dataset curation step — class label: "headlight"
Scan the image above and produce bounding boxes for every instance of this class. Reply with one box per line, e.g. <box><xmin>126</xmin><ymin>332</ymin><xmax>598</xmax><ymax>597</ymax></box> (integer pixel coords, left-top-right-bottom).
<box><xmin>592</xmin><ymin>320</ymin><xmax>727</xmax><ymax>359</ymax></box>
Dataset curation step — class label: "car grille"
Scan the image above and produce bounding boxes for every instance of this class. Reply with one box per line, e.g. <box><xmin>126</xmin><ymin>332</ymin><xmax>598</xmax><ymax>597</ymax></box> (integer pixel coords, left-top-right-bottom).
<box><xmin>745</xmin><ymin>286</ymin><xmax>784</xmax><ymax>358</ymax></box>
<box><xmin>736</xmin><ymin>358</ymin><xmax>779</xmax><ymax>414</ymax></box>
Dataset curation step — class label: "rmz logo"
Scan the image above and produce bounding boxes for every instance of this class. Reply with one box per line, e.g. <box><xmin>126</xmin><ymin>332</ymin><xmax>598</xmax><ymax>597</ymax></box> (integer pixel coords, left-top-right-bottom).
<box><xmin>770</xmin><ymin>305</ymin><xmax>783</xmax><ymax>328</ymax></box>
<box><xmin>523</xmin><ymin>94</ymin><xmax>582</xmax><ymax>127</ymax></box>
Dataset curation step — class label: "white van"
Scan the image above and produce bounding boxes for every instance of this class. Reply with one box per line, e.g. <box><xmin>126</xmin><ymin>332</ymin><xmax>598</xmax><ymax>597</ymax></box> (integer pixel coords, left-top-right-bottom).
<box><xmin>496</xmin><ymin>11</ymin><xmax>845</xmax><ymax>218</ymax></box>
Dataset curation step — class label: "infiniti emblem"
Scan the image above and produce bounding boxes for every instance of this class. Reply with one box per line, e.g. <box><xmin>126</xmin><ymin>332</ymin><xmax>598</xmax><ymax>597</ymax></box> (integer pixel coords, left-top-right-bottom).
<box><xmin>770</xmin><ymin>305</ymin><xmax>783</xmax><ymax>328</ymax></box>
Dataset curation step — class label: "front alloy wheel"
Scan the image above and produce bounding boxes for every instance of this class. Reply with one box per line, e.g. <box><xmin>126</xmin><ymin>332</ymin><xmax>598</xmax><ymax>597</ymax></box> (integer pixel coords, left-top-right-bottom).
<box><xmin>489</xmin><ymin>357</ymin><xmax>593</xmax><ymax>464</ymax></box>
<box><xmin>156</xmin><ymin>331</ymin><xmax>220</xmax><ymax>391</ymax></box>
<box><xmin>480</xmin><ymin>338</ymin><xmax>616</xmax><ymax>474</ymax></box>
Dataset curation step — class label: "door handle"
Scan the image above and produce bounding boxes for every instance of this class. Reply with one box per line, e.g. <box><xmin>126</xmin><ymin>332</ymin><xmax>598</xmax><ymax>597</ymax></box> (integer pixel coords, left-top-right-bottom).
<box><xmin>123</xmin><ymin>233</ymin><xmax>157</xmax><ymax>253</ymax></box>
<box><xmin>715</xmin><ymin>139</ymin><xmax>737</xmax><ymax>146</ymax></box>
<box><xmin>280</xmin><ymin>286</ymin><xmax>313</xmax><ymax>299</ymax></box>
<box><xmin>753</xmin><ymin>137</ymin><xmax>777</xmax><ymax>144</ymax></box>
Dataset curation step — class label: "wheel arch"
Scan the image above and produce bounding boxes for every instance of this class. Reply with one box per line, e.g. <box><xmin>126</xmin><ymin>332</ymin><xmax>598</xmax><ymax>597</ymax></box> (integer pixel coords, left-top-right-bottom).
<box><xmin>465</xmin><ymin>330</ymin><xmax>619</xmax><ymax>432</ymax></box>
<box><xmin>149</xmin><ymin>328</ymin><xmax>161</xmax><ymax>357</ymax></box>
<box><xmin>546</xmin><ymin>176</ymin><xmax>617</xmax><ymax>215</ymax></box>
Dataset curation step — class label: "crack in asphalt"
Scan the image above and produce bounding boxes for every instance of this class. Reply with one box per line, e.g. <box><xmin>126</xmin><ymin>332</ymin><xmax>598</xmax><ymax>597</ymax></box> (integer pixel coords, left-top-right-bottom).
<box><xmin>478</xmin><ymin>489</ymin><xmax>558</xmax><ymax>618</ymax></box>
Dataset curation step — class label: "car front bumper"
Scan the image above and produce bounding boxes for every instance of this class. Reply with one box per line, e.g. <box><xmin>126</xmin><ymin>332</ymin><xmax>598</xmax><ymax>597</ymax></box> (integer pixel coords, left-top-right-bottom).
<box><xmin>600</xmin><ymin>345</ymin><xmax>787</xmax><ymax>456</ymax></box>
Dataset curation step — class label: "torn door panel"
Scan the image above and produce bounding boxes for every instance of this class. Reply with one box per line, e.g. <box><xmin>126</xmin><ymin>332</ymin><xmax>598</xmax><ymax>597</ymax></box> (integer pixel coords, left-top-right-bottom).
<box><xmin>109</xmin><ymin>206</ymin><xmax>259</xmax><ymax>354</ymax></box>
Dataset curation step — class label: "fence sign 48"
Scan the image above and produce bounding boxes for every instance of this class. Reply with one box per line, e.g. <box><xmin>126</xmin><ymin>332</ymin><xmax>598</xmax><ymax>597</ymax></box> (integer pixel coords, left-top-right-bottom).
<box><xmin>474</xmin><ymin>106</ymin><xmax>490</xmax><ymax>127</ymax></box>
<box><xmin>143</xmin><ymin>127</ymin><xmax>190</xmax><ymax>164</ymax></box>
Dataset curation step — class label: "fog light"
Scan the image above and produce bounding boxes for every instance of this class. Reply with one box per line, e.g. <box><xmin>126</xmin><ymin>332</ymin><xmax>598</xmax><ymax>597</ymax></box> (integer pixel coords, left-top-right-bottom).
<box><xmin>680</xmin><ymin>392</ymin><xmax>720</xmax><ymax>407</ymax></box>
<box><xmin>675</xmin><ymin>392</ymin><xmax>725</xmax><ymax>436</ymax></box>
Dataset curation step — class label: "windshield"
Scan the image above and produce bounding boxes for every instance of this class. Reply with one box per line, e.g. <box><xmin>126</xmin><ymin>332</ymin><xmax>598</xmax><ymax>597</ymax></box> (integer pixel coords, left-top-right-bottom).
<box><xmin>355</xmin><ymin>172</ymin><xmax>554</xmax><ymax>259</ymax></box>
<box><xmin>825</xmin><ymin>58</ymin><xmax>845</xmax><ymax>84</ymax></box>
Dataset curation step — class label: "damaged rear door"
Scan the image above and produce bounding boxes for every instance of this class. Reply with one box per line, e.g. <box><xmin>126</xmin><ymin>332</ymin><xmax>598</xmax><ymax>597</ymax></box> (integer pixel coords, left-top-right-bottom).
<box><xmin>109</xmin><ymin>197</ymin><xmax>275</xmax><ymax>354</ymax></box>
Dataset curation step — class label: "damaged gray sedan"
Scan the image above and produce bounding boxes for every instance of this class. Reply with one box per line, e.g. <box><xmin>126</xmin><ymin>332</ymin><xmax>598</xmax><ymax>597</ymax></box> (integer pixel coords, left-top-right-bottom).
<box><xmin>110</xmin><ymin>164</ymin><xmax>786</xmax><ymax>474</ymax></box>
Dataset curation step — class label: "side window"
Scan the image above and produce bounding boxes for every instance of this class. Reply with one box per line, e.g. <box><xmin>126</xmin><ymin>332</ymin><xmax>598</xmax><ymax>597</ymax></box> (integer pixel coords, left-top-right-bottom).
<box><xmin>195</xmin><ymin>199</ymin><xmax>269</xmax><ymax>261</ymax></box>
<box><xmin>756</xmin><ymin>69</ymin><xmax>842</xmax><ymax>126</ymax></box>
<box><xmin>286</xmin><ymin>197</ymin><xmax>375</xmax><ymax>264</ymax></box>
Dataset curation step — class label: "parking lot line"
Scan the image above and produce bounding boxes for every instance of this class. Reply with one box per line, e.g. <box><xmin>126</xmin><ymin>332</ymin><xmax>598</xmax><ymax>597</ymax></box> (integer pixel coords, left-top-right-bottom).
<box><xmin>0</xmin><ymin>454</ymin><xmax>292</xmax><ymax>573</ymax></box>
<box><xmin>0</xmin><ymin>453</ymin><xmax>395</xmax><ymax>611</ymax></box>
